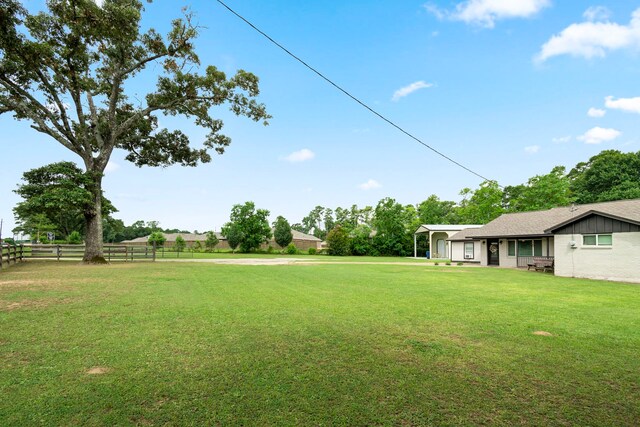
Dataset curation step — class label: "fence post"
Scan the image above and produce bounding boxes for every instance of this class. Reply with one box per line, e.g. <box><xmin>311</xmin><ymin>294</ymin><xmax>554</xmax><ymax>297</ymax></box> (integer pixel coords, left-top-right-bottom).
<box><xmin>19</xmin><ymin>244</ymin><xmax>23</xmax><ymax>262</ymax></box>
<box><xmin>57</xmin><ymin>245</ymin><xmax>61</xmax><ymax>261</ymax></box>
<box><xmin>0</xmin><ymin>245</ymin><xmax>4</xmax><ymax>269</ymax></box>
<box><xmin>152</xmin><ymin>242</ymin><xmax>156</xmax><ymax>262</ymax></box>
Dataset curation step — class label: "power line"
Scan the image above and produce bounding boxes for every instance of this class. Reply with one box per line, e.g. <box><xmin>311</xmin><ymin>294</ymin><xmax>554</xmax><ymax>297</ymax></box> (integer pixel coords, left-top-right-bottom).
<box><xmin>215</xmin><ymin>0</ymin><xmax>496</xmax><ymax>184</ymax></box>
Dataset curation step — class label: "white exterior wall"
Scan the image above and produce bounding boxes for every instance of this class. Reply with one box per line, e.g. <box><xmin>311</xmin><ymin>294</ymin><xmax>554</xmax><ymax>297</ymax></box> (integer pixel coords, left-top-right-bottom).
<box><xmin>478</xmin><ymin>237</ymin><xmax>554</xmax><ymax>267</ymax></box>
<box><xmin>499</xmin><ymin>240</ymin><xmax>518</xmax><ymax>268</ymax></box>
<box><xmin>478</xmin><ymin>240</ymin><xmax>487</xmax><ymax>266</ymax></box>
<box><xmin>430</xmin><ymin>231</ymin><xmax>452</xmax><ymax>259</ymax></box>
<box><xmin>450</xmin><ymin>241</ymin><xmax>482</xmax><ymax>263</ymax></box>
<box><xmin>554</xmin><ymin>232</ymin><xmax>640</xmax><ymax>283</ymax></box>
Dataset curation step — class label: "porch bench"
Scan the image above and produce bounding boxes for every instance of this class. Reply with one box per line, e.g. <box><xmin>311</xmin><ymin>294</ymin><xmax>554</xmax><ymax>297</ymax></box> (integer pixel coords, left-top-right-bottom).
<box><xmin>528</xmin><ymin>257</ymin><xmax>554</xmax><ymax>273</ymax></box>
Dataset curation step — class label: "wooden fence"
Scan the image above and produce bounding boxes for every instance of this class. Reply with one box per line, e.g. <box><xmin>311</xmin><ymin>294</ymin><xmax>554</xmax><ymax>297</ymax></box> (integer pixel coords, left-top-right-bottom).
<box><xmin>0</xmin><ymin>244</ymin><xmax>155</xmax><ymax>269</ymax></box>
<box><xmin>1</xmin><ymin>244</ymin><xmax>24</xmax><ymax>269</ymax></box>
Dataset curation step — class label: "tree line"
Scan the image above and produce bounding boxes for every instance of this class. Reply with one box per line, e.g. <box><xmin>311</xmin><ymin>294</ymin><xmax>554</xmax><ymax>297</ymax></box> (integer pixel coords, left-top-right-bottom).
<box><xmin>10</xmin><ymin>149</ymin><xmax>640</xmax><ymax>256</ymax></box>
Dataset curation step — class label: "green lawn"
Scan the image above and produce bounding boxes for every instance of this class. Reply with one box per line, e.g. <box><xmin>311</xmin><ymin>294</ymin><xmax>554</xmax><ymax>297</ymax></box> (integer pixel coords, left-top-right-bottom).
<box><xmin>156</xmin><ymin>250</ymin><xmax>441</xmax><ymax>263</ymax></box>
<box><xmin>1</xmin><ymin>261</ymin><xmax>639</xmax><ymax>425</ymax></box>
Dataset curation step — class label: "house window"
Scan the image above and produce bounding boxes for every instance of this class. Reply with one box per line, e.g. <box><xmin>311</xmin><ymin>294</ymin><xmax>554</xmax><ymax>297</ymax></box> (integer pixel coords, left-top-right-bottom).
<box><xmin>508</xmin><ymin>240</ymin><xmax>516</xmax><ymax>257</ymax></box>
<box><xmin>464</xmin><ymin>242</ymin><xmax>474</xmax><ymax>259</ymax></box>
<box><xmin>583</xmin><ymin>234</ymin><xmax>612</xmax><ymax>246</ymax></box>
<box><xmin>517</xmin><ymin>240</ymin><xmax>542</xmax><ymax>256</ymax></box>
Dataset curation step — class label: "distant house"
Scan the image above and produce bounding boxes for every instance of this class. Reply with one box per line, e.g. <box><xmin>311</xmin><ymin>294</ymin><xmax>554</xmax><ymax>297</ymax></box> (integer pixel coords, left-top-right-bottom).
<box><xmin>449</xmin><ymin>198</ymin><xmax>640</xmax><ymax>283</ymax></box>
<box><xmin>413</xmin><ymin>224</ymin><xmax>483</xmax><ymax>259</ymax></box>
<box><xmin>122</xmin><ymin>229</ymin><xmax>322</xmax><ymax>251</ymax></box>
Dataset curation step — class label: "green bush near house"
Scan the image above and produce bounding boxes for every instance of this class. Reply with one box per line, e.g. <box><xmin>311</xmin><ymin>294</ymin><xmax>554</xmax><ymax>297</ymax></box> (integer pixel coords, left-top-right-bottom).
<box><xmin>286</xmin><ymin>243</ymin><xmax>298</xmax><ymax>255</ymax></box>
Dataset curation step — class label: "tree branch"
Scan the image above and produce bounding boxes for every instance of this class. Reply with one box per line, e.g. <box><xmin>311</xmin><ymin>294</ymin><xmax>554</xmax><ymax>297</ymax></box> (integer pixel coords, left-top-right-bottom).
<box><xmin>0</xmin><ymin>74</ymin><xmax>79</xmax><ymax>150</ymax></box>
<box><xmin>33</xmin><ymin>69</ymin><xmax>74</xmax><ymax>140</ymax></box>
<box><xmin>85</xmin><ymin>91</ymin><xmax>105</xmax><ymax>150</ymax></box>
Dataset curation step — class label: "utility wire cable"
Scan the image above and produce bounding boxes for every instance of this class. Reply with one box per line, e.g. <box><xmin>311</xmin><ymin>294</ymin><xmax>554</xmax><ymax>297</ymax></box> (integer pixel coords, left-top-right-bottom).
<box><xmin>215</xmin><ymin>0</ymin><xmax>496</xmax><ymax>184</ymax></box>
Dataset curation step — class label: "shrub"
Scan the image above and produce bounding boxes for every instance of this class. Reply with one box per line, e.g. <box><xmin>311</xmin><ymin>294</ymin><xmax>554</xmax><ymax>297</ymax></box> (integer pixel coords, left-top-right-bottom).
<box><xmin>326</xmin><ymin>225</ymin><xmax>350</xmax><ymax>256</ymax></box>
<box><xmin>445</xmin><ymin>261</ymin><xmax>451</xmax><ymax>266</ymax></box>
<box><xmin>193</xmin><ymin>241</ymin><xmax>202</xmax><ymax>252</ymax></box>
<box><xmin>286</xmin><ymin>243</ymin><xmax>298</xmax><ymax>255</ymax></box>
<box><xmin>267</xmin><ymin>245</ymin><xmax>274</xmax><ymax>254</ymax></box>
<box><xmin>457</xmin><ymin>262</ymin><xmax>463</xmax><ymax>266</ymax></box>
<box><xmin>308</xmin><ymin>247</ymin><xmax>317</xmax><ymax>255</ymax></box>
<box><xmin>67</xmin><ymin>231</ymin><xmax>83</xmax><ymax>244</ymax></box>
<box><xmin>434</xmin><ymin>262</ymin><xmax>439</xmax><ymax>265</ymax></box>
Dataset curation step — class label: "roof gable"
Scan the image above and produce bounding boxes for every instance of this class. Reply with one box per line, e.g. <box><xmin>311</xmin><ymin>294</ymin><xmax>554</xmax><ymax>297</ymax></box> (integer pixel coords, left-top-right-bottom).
<box><xmin>466</xmin><ymin>198</ymin><xmax>640</xmax><ymax>238</ymax></box>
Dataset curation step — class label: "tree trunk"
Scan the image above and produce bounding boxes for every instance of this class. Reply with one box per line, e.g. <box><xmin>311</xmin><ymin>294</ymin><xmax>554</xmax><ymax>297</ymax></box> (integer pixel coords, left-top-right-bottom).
<box><xmin>83</xmin><ymin>171</ymin><xmax>106</xmax><ymax>263</ymax></box>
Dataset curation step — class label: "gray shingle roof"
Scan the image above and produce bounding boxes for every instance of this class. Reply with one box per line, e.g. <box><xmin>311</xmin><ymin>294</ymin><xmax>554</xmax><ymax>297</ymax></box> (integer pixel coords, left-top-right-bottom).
<box><xmin>122</xmin><ymin>229</ymin><xmax>321</xmax><ymax>244</ymax></box>
<box><xmin>464</xmin><ymin>198</ymin><xmax>640</xmax><ymax>239</ymax></box>
<box><xmin>415</xmin><ymin>224</ymin><xmax>482</xmax><ymax>234</ymax></box>
<box><xmin>448</xmin><ymin>228</ymin><xmax>485</xmax><ymax>241</ymax></box>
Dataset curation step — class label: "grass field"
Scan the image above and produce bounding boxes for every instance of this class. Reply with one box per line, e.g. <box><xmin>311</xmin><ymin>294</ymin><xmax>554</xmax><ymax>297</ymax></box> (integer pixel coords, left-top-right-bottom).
<box><xmin>155</xmin><ymin>250</ymin><xmax>443</xmax><ymax>263</ymax></box>
<box><xmin>1</xmin><ymin>261</ymin><xmax>639</xmax><ymax>425</ymax></box>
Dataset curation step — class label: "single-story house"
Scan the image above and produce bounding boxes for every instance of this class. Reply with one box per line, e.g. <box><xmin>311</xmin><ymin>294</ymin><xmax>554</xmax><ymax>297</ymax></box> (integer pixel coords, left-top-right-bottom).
<box><xmin>121</xmin><ymin>229</ymin><xmax>322</xmax><ymax>251</ymax></box>
<box><xmin>449</xmin><ymin>198</ymin><xmax>640</xmax><ymax>283</ymax></box>
<box><xmin>413</xmin><ymin>224</ymin><xmax>482</xmax><ymax>259</ymax></box>
<box><xmin>447</xmin><ymin>227</ymin><xmax>484</xmax><ymax>263</ymax></box>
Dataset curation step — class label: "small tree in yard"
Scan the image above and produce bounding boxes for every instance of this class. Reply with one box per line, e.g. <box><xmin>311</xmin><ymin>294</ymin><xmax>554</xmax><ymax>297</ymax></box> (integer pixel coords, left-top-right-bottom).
<box><xmin>273</xmin><ymin>216</ymin><xmax>293</xmax><ymax>250</ymax></box>
<box><xmin>205</xmin><ymin>231</ymin><xmax>219</xmax><ymax>252</ymax></box>
<box><xmin>175</xmin><ymin>235</ymin><xmax>186</xmax><ymax>253</ymax></box>
<box><xmin>326</xmin><ymin>225</ymin><xmax>350</xmax><ymax>256</ymax></box>
<box><xmin>148</xmin><ymin>231</ymin><xmax>166</xmax><ymax>248</ymax></box>
<box><xmin>222</xmin><ymin>202</ymin><xmax>271</xmax><ymax>253</ymax></box>
<box><xmin>0</xmin><ymin>1</ymin><xmax>269</xmax><ymax>262</ymax></box>
<box><xmin>221</xmin><ymin>223</ymin><xmax>242</xmax><ymax>253</ymax></box>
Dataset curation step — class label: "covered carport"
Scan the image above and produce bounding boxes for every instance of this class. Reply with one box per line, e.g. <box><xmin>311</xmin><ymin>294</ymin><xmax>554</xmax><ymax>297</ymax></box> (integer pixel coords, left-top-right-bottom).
<box><xmin>413</xmin><ymin>224</ymin><xmax>483</xmax><ymax>259</ymax></box>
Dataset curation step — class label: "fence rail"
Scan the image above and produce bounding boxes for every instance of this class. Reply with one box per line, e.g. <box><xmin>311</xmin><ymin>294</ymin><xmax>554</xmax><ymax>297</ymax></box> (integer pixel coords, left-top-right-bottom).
<box><xmin>0</xmin><ymin>244</ymin><xmax>155</xmax><ymax>270</ymax></box>
<box><xmin>27</xmin><ymin>244</ymin><xmax>155</xmax><ymax>261</ymax></box>
<box><xmin>1</xmin><ymin>243</ymin><xmax>24</xmax><ymax>269</ymax></box>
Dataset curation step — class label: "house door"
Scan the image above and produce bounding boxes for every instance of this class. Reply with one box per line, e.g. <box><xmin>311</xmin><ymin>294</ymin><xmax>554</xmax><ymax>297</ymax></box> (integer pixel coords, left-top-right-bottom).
<box><xmin>488</xmin><ymin>240</ymin><xmax>499</xmax><ymax>265</ymax></box>
<box><xmin>437</xmin><ymin>239</ymin><xmax>445</xmax><ymax>258</ymax></box>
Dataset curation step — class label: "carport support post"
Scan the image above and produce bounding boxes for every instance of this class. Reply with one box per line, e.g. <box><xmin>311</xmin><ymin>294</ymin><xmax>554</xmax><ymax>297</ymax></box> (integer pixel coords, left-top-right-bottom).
<box><xmin>414</xmin><ymin>234</ymin><xmax>417</xmax><ymax>258</ymax></box>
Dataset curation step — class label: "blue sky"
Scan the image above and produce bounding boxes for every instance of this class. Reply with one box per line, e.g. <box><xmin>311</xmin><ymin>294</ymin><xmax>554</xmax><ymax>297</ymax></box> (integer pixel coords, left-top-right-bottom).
<box><xmin>2</xmin><ymin>0</ymin><xmax>640</xmax><ymax>236</ymax></box>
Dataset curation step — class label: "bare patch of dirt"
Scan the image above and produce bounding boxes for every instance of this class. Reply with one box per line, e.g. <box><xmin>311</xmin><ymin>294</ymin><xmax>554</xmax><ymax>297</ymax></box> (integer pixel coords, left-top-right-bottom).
<box><xmin>86</xmin><ymin>366</ymin><xmax>110</xmax><ymax>375</ymax></box>
<box><xmin>533</xmin><ymin>330</ymin><xmax>553</xmax><ymax>336</ymax></box>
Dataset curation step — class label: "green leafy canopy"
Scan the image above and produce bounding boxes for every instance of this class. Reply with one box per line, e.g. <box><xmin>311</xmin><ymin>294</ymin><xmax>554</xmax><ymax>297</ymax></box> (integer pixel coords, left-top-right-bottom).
<box><xmin>0</xmin><ymin>0</ymin><xmax>270</xmax><ymax>260</ymax></box>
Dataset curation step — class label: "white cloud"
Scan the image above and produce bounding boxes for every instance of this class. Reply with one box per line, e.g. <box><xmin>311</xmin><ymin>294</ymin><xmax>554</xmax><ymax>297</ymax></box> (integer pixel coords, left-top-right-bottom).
<box><xmin>358</xmin><ymin>179</ymin><xmax>382</xmax><ymax>191</ymax></box>
<box><xmin>524</xmin><ymin>145</ymin><xmax>540</xmax><ymax>154</ymax></box>
<box><xmin>552</xmin><ymin>135</ymin><xmax>572</xmax><ymax>143</ymax></box>
<box><xmin>425</xmin><ymin>0</ymin><xmax>550</xmax><ymax>28</ymax></box>
<box><xmin>605</xmin><ymin>95</ymin><xmax>640</xmax><ymax>114</ymax></box>
<box><xmin>282</xmin><ymin>148</ymin><xmax>315</xmax><ymax>163</ymax></box>
<box><xmin>577</xmin><ymin>127</ymin><xmax>621</xmax><ymax>144</ymax></box>
<box><xmin>391</xmin><ymin>81</ymin><xmax>433</xmax><ymax>102</ymax></box>
<box><xmin>536</xmin><ymin>8</ymin><xmax>640</xmax><ymax>62</ymax></box>
<box><xmin>587</xmin><ymin>107</ymin><xmax>606</xmax><ymax>118</ymax></box>
<box><xmin>583</xmin><ymin>6</ymin><xmax>611</xmax><ymax>22</ymax></box>
<box><xmin>104</xmin><ymin>161</ymin><xmax>120</xmax><ymax>173</ymax></box>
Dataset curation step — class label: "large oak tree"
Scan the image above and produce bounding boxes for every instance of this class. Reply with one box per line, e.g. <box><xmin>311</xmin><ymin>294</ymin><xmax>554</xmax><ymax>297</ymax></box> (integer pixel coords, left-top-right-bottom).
<box><xmin>0</xmin><ymin>0</ymin><xmax>269</xmax><ymax>261</ymax></box>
